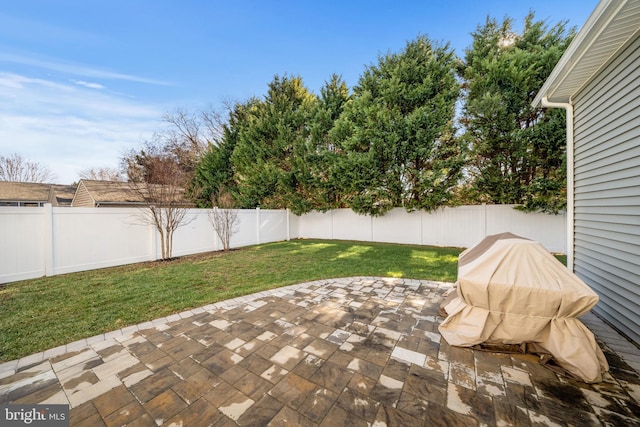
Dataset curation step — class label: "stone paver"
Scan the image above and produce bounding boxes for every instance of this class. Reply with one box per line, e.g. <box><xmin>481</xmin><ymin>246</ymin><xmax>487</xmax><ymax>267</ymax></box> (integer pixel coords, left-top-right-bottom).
<box><xmin>1</xmin><ymin>276</ymin><xmax>640</xmax><ymax>426</ymax></box>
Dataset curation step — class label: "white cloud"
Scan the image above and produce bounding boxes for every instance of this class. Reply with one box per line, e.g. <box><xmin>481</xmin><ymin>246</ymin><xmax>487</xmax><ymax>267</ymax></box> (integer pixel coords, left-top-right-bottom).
<box><xmin>73</xmin><ymin>80</ymin><xmax>105</xmax><ymax>90</ymax></box>
<box><xmin>0</xmin><ymin>73</ymin><xmax>70</xmax><ymax>91</ymax></box>
<box><xmin>0</xmin><ymin>72</ymin><xmax>164</xmax><ymax>184</ymax></box>
<box><xmin>0</xmin><ymin>51</ymin><xmax>170</xmax><ymax>86</ymax></box>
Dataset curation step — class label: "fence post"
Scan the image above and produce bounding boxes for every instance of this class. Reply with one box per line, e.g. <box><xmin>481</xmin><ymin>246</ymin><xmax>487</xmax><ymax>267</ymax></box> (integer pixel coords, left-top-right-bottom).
<box><xmin>43</xmin><ymin>203</ymin><xmax>54</xmax><ymax>277</ymax></box>
<box><xmin>369</xmin><ymin>213</ymin><xmax>374</xmax><ymax>242</ymax></box>
<box><xmin>256</xmin><ymin>207</ymin><xmax>261</xmax><ymax>244</ymax></box>
<box><xmin>286</xmin><ymin>208</ymin><xmax>290</xmax><ymax>241</ymax></box>
<box><xmin>482</xmin><ymin>203</ymin><xmax>488</xmax><ymax>238</ymax></box>
<box><xmin>420</xmin><ymin>209</ymin><xmax>424</xmax><ymax>246</ymax></box>
<box><xmin>150</xmin><ymin>219</ymin><xmax>159</xmax><ymax>261</ymax></box>
<box><xmin>331</xmin><ymin>209</ymin><xmax>334</xmax><ymax>239</ymax></box>
<box><xmin>214</xmin><ymin>206</ymin><xmax>224</xmax><ymax>251</ymax></box>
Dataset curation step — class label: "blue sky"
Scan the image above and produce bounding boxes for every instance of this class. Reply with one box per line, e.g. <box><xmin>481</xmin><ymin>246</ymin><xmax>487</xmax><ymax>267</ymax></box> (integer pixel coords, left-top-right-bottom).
<box><xmin>0</xmin><ymin>0</ymin><xmax>599</xmax><ymax>184</ymax></box>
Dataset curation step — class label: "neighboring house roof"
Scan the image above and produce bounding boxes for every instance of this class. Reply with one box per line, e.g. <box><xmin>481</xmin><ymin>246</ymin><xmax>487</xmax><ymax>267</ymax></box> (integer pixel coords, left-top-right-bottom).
<box><xmin>533</xmin><ymin>0</ymin><xmax>640</xmax><ymax>106</ymax></box>
<box><xmin>73</xmin><ymin>180</ymin><xmax>148</xmax><ymax>207</ymax></box>
<box><xmin>0</xmin><ymin>181</ymin><xmax>76</xmax><ymax>206</ymax></box>
<box><xmin>50</xmin><ymin>185</ymin><xmax>77</xmax><ymax>206</ymax></box>
<box><xmin>72</xmin><ymin>179</ymin><xmax>193</xmax><ymax>207</ymax></box>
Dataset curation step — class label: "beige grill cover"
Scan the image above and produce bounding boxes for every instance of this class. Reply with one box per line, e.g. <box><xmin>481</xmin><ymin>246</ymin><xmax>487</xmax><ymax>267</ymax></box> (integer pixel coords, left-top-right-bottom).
<box><xmin>439</xmin><ymin>233</ymin><xmax>609</xmax><ymax>383</ymax></box>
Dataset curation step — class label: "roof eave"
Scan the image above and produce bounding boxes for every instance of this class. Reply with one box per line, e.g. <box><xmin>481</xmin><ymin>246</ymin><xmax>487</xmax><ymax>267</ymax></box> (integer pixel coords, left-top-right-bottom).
<box><xmin>533</xmin><ymin>0</ymin><xmax>630</xmax><ymax>107</ymax></box>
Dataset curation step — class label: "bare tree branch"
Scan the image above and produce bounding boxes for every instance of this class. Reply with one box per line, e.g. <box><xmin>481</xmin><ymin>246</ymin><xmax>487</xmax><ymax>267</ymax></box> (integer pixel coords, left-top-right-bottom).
<box><xmin>78</xmin><ymin>167</ymin><xmax>123</xmax><ymax>182</ymax></box>
<box><xmin>122</xmin><ymin>106</ymin><xmax>225</xmax><ymax>186</ymax></box>
<box><xmin>200</xmin><ymin>107</ymin><xmax>225</xmax><ymax>146</ymax></box>
<box><xmin>207</xmin><ymin>190</ymin><xmax>239</xmax><ymax>251</ymax></box>
<box><xmin>130</xmin><ymin>155</ymin><xmax>194</xmax><ymax>260</ymax></box>
<box><xmin>0</xmin><ymin>153</ymin><xmax>56</xmax><ymax>183</ymax></box>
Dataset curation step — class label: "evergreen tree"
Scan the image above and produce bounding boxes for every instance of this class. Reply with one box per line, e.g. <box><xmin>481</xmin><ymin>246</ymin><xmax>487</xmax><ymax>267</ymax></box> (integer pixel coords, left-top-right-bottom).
<box><xmin>330</xmin><ymin>35</ymin><xmax>465</xmax><ymax>215</ymax></box>
<box><xmin>460</xmin><ymin>13</ymin><xmax>573</xmax><ymax>213</ymax></box>
<box><xmin>230</xmin><ymin>75</ymin><xmax>316</xmax><ymax>211</ymax></box>
<box><xmin>297</xmin><ymin>74</ymin><xmax>351</xmax><ymax>211</ymax></box>
<box><xmin>191</xmin><ymin>100</ymin><xmax>259</xmax><ymax>207</ymax></box>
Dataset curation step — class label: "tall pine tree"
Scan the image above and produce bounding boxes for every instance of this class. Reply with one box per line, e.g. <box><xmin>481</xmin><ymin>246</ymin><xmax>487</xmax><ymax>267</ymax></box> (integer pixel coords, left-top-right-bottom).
<box><xmin>460</xmin><ymin>13</ymin><xmax>573</xmax><ymax>213</ymax></box>
<box><xmin>230</xmin><ymin>75</ymin><xmax>316</xmax><ymax>211</ymax></box>
<box><xmin>295</xmin><ymin>74</ymin><xmax>351</xmax><ymax>211</ymax></box>
<box><xmin>330</xmin><ymin>35</ymin><xmax>465</xmax><ymax>215</ymax></box>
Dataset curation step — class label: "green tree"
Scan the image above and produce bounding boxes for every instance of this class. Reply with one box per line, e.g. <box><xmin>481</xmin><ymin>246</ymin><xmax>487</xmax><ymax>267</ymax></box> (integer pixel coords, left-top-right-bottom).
<box><xmin>295</xmin><ymin>74</ymin><xmax>351</xmax><ymax>211</ymax></box>
<box><xmin>191</xmin><ymin>99</ymin><xmax>260</xmax><ymax>207</ymax></box>
<box><xmin>330</xmin><ymin>35</ymin><xmax>465</xmax><ymax>215</ymax></box>
<box><xmin>460</xmin><ymin>13</ymin><xmax>573</xmax><ymax>213</ymax></box>
<box><xmin>230</xmin><ymin>75</ymin><xmax>316</xmax><ymax>212</ymax></box>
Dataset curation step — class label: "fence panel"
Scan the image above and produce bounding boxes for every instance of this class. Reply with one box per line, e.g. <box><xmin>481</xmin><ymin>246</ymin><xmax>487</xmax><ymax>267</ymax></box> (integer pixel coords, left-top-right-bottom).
<box><xmin>232</xmin><ymin>210</ymin><xmax>259</xmax><ymax>248</ymax></box>
<box><xmin>421</xmin><ymin>206</ymin><xmax>486</xmax><ymax>248</ymax></box>
<box><xmin>259</xmin><ymin>209</ymin><xmax>288</xmax><ymax>244</ymax></box>
<box><xmin>172</xmin><ymin>210</ymin><xmax>218</xmax><ymax>257</ymax></box>
<box><xmin>0</xmin><ymin>207</ymin><xmax>46</xmax><ymax>282</ymax></box>
<box><xmin>0</xmin><ymin>205</ymin><xmax>565</xmax><ymax>283</ymax></box>
<box><xmin>373</xmin><ymin>208</ymin><xmax>422</xmax><ymax>245</ymax></box>
<box><xmin>332</xmin><ymin>210</ymin><xmax>372</xmax><ymax>242</ymax></box>
<box><xmin>293</xmin><ymin>211</ymin><xmax>333</xmax><ymax>239</ymax></box>
<box><xmin>51</xmin><ymin>207</ymin><xmax>154</xmax><ymax>275</ymax></box>
<box><xmin>293</xmin><ymin>205</ymin><xmax>566</xmax><ymax>252</ymax></box>
<box><xmin>485</xmin><ymin>205</ymin><xmax>566</xmax><ymax>252</ymax></box>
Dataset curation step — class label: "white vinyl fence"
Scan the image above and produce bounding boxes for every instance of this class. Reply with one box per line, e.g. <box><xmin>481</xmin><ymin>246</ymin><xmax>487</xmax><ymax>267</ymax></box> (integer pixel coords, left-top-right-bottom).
<box><xmin>0</xmin><ymin>204</ymin><xmax>565</xmax><ymax>284</ymax></box>
<box><xmin>0</xmin><ymin>206</ymin><xmax>289</xmax><ymax>284</ymax></box>
<box><xmin>293</xmin><ymin>206</ymin><xmax>566</xmax><ymax>252</ymax></box>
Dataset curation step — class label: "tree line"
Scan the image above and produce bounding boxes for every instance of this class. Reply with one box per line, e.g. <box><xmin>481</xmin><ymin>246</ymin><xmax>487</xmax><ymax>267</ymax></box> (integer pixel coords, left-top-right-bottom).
<box><xmin>3</xmin><ymin>14</ymin><xmax>573</xmax><ymax>216</ymax></box>
<box><xmin>186</xmin><ymin>14</ymin><xmax>572</xmax><ymax>215</ymax></box>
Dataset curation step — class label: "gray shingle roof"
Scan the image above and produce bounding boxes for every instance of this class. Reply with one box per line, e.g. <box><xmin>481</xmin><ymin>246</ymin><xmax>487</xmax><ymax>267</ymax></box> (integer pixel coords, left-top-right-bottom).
<box><xmin>0</xmin><ymin>181</ymin><xmax>76</xmax><ymax>206</ymax></box>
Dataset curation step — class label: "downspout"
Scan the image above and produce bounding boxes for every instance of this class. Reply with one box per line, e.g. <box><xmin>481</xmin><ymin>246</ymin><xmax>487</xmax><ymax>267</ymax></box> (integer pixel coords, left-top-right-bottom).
<box><xmin>541</xmin><ymin>96</ymin><xmax>575</xmax><ymax>272</ymax></box>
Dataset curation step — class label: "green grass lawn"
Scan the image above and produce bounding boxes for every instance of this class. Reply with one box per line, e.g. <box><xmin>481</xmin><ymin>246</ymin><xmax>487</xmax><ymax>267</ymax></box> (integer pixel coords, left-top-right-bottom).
<box><xmin>0</xmin><ymin>239</ymin><xmax>463</xmax><ymax>362</ymax></box>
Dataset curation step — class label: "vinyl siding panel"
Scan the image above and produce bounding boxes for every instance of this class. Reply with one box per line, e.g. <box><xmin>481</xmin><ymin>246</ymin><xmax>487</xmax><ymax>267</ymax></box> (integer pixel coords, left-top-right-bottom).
<box><xmin>572</xmin><ymin>33</ymin><xmax>640</xmax><ymax>344</ymax></box>
<box><xmin>71</xmin><ymin>182</ymin><xmax>96</xmax><ymax>207</ymax></box>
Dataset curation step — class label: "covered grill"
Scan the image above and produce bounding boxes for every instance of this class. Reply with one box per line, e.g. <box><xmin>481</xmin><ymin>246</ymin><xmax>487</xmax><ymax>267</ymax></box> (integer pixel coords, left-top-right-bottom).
<box><xmin>439</xmin><ymin>233</ymin><xmax>609</xmax><ymax>383</ymax></box>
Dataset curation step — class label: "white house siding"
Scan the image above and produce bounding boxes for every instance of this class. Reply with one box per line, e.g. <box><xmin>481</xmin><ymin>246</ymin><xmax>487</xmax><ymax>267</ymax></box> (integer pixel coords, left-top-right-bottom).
<box><xmin>572</xmin><ymin>33</ymin><xmax>640</xmax><ymax>343</ymax></box>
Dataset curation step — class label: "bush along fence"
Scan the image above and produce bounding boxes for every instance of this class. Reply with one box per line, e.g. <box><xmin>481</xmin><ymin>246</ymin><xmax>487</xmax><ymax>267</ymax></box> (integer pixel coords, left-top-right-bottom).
<box><xmin>0</xmin><ymin>204</ymin><xmax>565</xmax><ymax>284</ymax></box>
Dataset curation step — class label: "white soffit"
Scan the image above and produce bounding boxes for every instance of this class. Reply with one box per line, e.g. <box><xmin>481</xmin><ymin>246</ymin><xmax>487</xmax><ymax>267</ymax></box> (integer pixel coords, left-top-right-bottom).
<box><xmin>533</xmin><ymin>0</ymin><xmax>640</xmax><ymax>106</ymax></box>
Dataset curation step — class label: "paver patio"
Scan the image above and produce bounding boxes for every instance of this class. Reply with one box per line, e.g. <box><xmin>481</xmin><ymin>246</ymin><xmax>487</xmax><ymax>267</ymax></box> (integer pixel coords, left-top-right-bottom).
<box><xmin>1</xmin><ymin>277</ymin><xmax>639</xmax><ymax>426</ymax></box>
